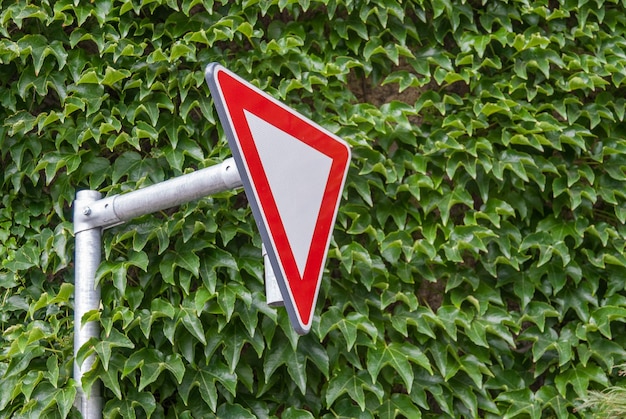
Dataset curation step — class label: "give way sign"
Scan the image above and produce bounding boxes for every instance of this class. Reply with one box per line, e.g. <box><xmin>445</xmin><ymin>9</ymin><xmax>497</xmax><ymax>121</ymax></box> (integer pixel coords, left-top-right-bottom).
<box><xmin>205</xmin><ymin>63</ymin><xmax>351</xmax><ymax>334</ymax></box>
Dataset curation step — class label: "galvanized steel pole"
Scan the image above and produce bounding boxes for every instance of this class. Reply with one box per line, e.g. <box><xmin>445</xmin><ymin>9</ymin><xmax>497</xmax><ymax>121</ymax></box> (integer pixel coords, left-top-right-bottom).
<box><xmin>74</xmin><ymin>158</ymin><xmax>243</xmax><ymax>233</ymax></box>
<box><xmin>73</xmin><ymin>159</ymin><xmax>243</xmax><ymax>419</ymax></box>
<box><xmin>73</xmin><ymin>190</ymin><xmax>103</xmax><ymax>419</ymax></box>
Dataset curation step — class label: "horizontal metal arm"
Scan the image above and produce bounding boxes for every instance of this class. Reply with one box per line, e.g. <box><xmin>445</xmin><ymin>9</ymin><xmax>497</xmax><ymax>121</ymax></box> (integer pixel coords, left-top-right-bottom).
<box><xmin>74</xmin><ymin>158</ymin><xmax>242</xmax><ymax>233</ymax></box>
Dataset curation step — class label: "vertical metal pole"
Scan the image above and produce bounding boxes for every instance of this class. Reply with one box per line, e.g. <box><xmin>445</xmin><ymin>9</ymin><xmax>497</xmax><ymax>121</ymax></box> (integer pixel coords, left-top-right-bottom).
<box><xmin>73</xmin><ymin>190</ymin><xmax>103</xmax><ymax>419</ymax></box>
<box><xmin>262</xmin><ymin>243</ymin><xmax>284</xmax><ymax>307</ymax></box>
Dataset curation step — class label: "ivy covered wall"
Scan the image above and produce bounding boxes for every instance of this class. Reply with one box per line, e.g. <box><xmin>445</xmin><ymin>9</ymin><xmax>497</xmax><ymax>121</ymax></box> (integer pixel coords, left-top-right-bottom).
<box><xmin>2</xmin><ymin>0</ymin><xmax>626</xmax><ymax>417</ymax></box>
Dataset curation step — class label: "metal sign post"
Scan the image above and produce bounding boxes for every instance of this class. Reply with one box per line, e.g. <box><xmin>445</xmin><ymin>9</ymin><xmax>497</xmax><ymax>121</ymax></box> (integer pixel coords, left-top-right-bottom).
<box><xmin>73</xmin><ymin>63</ymin><xmax>350</xmax><ymax>418</ymax></box>
<box><xmin>73</xmin><ymin>190</ymin><xmax>103</xmax><ymax>418</ymax></box>
<box><xmin>73</xmin><ymin>159</ymin><xmax>242</xmax><ymax>419</ymax></box>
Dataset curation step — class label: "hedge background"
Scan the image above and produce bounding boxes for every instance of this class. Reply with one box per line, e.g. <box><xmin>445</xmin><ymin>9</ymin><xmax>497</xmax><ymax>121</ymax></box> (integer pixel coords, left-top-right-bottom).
<box><xmin>2</xmin><ymin>0</ymin><xmax>626</xmax><ymax>417</ymax></box>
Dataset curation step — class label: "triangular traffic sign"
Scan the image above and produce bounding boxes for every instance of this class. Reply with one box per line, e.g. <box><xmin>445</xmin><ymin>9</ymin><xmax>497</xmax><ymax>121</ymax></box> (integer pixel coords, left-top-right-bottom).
<box><xmin>205</xmin><ymin>63</ymin><xmax>351</xmax><ymax>334</ymax></box>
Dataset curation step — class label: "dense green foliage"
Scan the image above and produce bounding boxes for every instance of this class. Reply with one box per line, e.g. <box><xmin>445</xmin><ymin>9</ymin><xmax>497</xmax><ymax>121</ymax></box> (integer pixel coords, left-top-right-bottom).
<box><xmin>578</xmin><ymin>363</ymin><xmax>626</xmax><ymax>417</ymax></box>
<box><xmin>2</xmin><ymin>0</ymin><xmax>626</xmax><ymax>417</ymax></box>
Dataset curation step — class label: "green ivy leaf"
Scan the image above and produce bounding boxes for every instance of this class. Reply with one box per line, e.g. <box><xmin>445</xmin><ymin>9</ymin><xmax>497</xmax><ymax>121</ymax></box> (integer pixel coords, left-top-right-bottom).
<box><xmin>366</xmin><ymin>341</ymin><xmax>432</xmax><ymax>393</ymax></box>
<box><xmin>179</xmin><ymin>304</ymin><xmax>206</xmax><ymax>345</ymax></box>
<box><xmin>377</xmin><ymin>393</ymin><xmax>422</xmax><ymax>419</ymax></box>
<box><xmin>95</xmin><ymin>329</ymin><xmax>134</xmax><ymax>372</ymax></box>
<box><xmin>180</xmin><ymin>361</ymin><xmax>237</xmax><ymax>412</ymax></box>
<box><xmin>320</xmin><ymin>308</ymin><xmax>378</xmax><ymax>351</ymax></box>
<box><xmin>590</xmin><ymin>306</ymin><xmax>626</xmax><ymax>339</ymax></box>
<box><xmin>282</xmin><ymin>407</ymin><xmax>315</xmax><ymax>419</ymax></box>
<box><xmin>495</xmin><ymin>388</ymin><xmax>541</xmax><ymax>419</ymax></box>
<box><xmin>326</xmin><ymin>368</ymin><xmax>384</xmax><ymax>411</ymax></box>
<box><xmin>554</xmin><ymin>364</ymin><xmax>609</xmax><ymax>398</ymax></box>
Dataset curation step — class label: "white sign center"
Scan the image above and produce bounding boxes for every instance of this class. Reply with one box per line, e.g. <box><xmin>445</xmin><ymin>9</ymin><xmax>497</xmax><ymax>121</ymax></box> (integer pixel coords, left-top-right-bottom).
<box><xmin>244</xmin><ymin>110</ymin><xmax>333</xmax><ymax>278</ymax></box>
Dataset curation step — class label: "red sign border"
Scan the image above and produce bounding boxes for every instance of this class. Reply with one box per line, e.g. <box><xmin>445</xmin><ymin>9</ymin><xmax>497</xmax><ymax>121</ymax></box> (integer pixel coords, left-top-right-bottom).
<box><xmin>206</xmin><ymin>63</ymin><xmax>351</xmax><ymax>334</ymax></box>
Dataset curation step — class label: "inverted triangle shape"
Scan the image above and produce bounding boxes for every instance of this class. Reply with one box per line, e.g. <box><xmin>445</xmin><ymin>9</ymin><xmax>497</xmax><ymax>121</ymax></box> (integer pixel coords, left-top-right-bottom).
<box><xmin>205</xmin><ymin>63</ymin><xmax>351</xmax><ymax>334</ymax></box>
